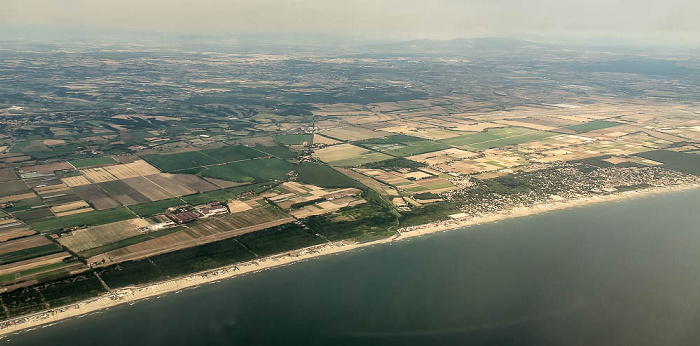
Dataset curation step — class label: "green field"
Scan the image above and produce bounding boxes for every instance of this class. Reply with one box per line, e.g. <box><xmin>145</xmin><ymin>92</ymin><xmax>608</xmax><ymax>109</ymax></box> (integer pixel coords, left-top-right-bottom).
<box><xmin>181</xmin><ymin>182</ymin><xmax>274</xmax><ymax>205</ymax></box>
<box><xmin>384</xmin><ymin>140</ymin><xmax>450</xmax><ymax>156</ymax></box>
<box><xmin>141</xmin><ymin>151</ymin><xmax>219</xmax><ymax>172</ymax></box>
<box><xmin>2</xmin><ymin>197</ymin><xmax>43</xmax><ymax>212</ymax></box>
<box><xmin>200</xmin><ymin>145</ymin><xmax>265</xmax><ymax>162</ymax></box>
<box><xmin>361</xmin><ymin>157</ymin><xmax>426</xmax><ymax>170</ymax></box>
<box><xmin>69</xmin><ymin>156</ymin><xmax>117</xmax><ymax>168</ymax></box>
<box><xmin>201</xmin><ymin>158</ymin><xmax>295</xmax><ymax>182</ymax></box>
<box><xmin>254</xmin><ymin>144</ymin><xmax>298</xmax><ymax>159</ymax></box>
<box><xmin>325</xmin><ymin>151</ymin><xmax>393</xmax><ymax>167</ymax></box>
<box><xmin>8</xmin><ymin>141</ymin><xmax>30</xmax><ymax>153</ymax></box>
<box><xmin>0</xmin><ymin>243</ymin><xmax>63</xmax><ymax>265</ymax></box>
<box><xmin>565</xmin><ymin>120</ymin><xmax>623</xmax><ymax>134</ymax></box>
<box><xmin>128</xmin><ymin>198</ymin><xmax>184</xmax><ymax>216</ymax></box>
<box><xmin>275</xmin><ymin>134</ymin><xmax>313</xmax><ymax>145</ymax></box>
<box><xmin>296</xmin><ymin>162</ymin><xmax>360</xmax><ymax>188</ymax></box>
<box><xmin>636</xmin><ymin>150</ymin><xmax>700</xmax><ymax>175</ymax></box>
<box><xmin>440</xmin><ymin>127</ymin><xmax>554</xmax><ymax>149</ymax></box>
<box><xmin>236</xmin><ymin>223</ymin><xmax>326</xmax><ymax>256</ymax></box>
<box><xmin>355</xmin><ymin>135</ymin><xmax>449</xmax><ymax>157</ymax></box>
<box><xmin>18</xmin><ymin>261</ymin><xmax>77</xmax><ymax>277</ymax></box>
<box><xmin>28</xmin><ymin>207</ymin><xmax>135</xmax><ymax>233</ymax></box>
<box><xmin>11</xmin><ymin>207</ymin><xmax>54</xmax><ymax>222</ymax></box>
<box><xmin>78</xmin><ymin>227</ymin><xmax>186</xmax><ymax>258</ymax></box>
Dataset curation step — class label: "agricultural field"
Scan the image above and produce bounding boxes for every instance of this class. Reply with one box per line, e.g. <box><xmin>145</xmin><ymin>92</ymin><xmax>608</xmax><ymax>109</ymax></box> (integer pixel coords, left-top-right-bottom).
<box><xmin>0</xmin><ymin>236</ymin><xmax>62</xmax><ymax>265</ymax></box>
<box><xmin>201</xmin><ymin>158</ymin><xmax>295</xmax><ymax>182</ymax></box>
<box><xmin>69</xmin><ymin>156</ymin><xmax>117</xmax><ymax>168</ymax></box>
<box><xmin>128</xmin><ymin>198</ymin><xmax>184</xmax><ymax>217</ymax></box>
<box><xmin>354</xmin><ymin>135</ymin><xmax>450</xmax><ymax>157</ymax></box>
<box><xmin>253</xmin><ymin>144</ymin><xmax>298</xmax><ymax>159</ymax></box>
<box><xmin>56</xmin><ymin>218</ymin><xmax>151</xmax><ymax>253</ymax></box>
<box><xmin>141</xmin><ymin>151</ymin><xmax>219</xmax><ymax>172</ymax></box>
<box><xmin>274</xmin><ymin>134</ymin><xmax>313</xmax><ymax>145</ymax></box>
<box><xmin>27</xmin><ymin>207</ymin><xmax>135</xmax><ymax>233</ymax></box>
<box><xmin>565</xmin><ymin>120</ymin><xmax>623</xmax><ymax>134</ymax></box>
<box><xmin>0</xmin><ymin>217</ymin><xmax>36</xmax><ymax>242</ymax></box>
<box><xmin>79</xmin><ymin>227</ymin><xmax>185</xmax><ymax>259</ymax></box>
<box><xmin>91</xmin><ymin>203</ymin><xmax>293</xmax><ymax>266</ymax></box>
<box><xmin>181</xmin><ymin>182</ymin><xmax>274</xmax><ymax>205</ymax></box>
<box><xmin>440</xmin><ymin>127</ymin><xmax>555</xmax><ymax>150</ymax></box>
<box><xmin>296</xmin><ymin>162</ymin><xmax>361</xmax><ymax>188</ymax></box>
<box><xmin>313</xmin><ymin>143</ymin><xmax>392</xmax><ymax>167</ymax></box>
<box><xmin>200</xmin><ymin>145</ymin><xmax>266</xmax><ymax>162</ymax></box>
<box><xmin>321</xmin><ymin>127</ymin><xmax>388</xmax><ymax>141</ymax></box>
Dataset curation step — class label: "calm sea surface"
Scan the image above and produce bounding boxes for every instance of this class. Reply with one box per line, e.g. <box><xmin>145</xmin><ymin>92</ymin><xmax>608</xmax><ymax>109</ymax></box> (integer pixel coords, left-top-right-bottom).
<box><xmin>6</xmin><ymin>189</ymin><xmax>700</xmax><ymax>345</ymax></box>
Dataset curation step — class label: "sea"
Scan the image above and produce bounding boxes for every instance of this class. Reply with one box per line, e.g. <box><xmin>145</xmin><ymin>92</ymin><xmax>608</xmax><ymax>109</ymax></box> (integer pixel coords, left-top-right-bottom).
<box><xmin>5</xmin><ymin>188</ymin><xmax>700</xmax><ymax>345</ymax></box>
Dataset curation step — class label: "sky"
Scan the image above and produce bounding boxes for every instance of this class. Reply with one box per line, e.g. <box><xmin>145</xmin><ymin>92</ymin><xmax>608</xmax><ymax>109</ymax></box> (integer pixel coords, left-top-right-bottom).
<box><xmin>2</xmin><ymin>0</ymin><xmax>698</xmax><ymax>43</ymax></box>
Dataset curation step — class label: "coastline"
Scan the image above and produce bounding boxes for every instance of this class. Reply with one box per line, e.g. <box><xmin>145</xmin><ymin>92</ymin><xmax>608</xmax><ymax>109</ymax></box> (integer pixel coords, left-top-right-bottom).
<box><xmin>1</xmin><ymin>183</ymin><xmax>698</xmax><ymax>337</ymax></box>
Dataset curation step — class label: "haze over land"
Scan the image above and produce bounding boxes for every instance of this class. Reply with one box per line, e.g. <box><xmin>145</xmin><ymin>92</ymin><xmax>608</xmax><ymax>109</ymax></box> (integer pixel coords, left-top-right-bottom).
<box><xmin>2</xmin><ymin>0</ymin><xmax>699</xmax><ymax>46</ymax></box>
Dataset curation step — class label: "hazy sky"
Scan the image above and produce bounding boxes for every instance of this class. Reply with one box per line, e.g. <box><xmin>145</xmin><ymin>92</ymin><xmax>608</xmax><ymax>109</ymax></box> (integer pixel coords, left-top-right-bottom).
<box><xmin>2</xmin><ymin>0</ymin><xmax>698</xmax><ymax>42</ymax></box>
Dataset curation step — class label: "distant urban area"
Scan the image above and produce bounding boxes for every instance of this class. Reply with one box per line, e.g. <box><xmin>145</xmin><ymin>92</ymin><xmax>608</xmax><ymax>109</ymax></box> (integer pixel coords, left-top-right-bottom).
<box><xmin>0</xmin><ymin>38</ymin><xmax>699</xmax><ymax>322</ymax></box>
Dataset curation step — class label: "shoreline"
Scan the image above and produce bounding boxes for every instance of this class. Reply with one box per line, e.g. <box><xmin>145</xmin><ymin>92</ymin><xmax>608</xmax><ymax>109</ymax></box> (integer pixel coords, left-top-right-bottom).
<box><xmin>1</xmin><ymin>183</ymin><xmax>698</xmax><ymax>337</ymax></box>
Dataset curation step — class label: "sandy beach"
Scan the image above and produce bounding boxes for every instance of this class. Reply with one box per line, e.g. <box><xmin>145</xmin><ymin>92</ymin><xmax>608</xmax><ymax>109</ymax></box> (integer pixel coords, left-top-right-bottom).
<box><xmin>1</xmin><ymin>183</ymin><xmax>698</xmax><ymax>337</ymax></box>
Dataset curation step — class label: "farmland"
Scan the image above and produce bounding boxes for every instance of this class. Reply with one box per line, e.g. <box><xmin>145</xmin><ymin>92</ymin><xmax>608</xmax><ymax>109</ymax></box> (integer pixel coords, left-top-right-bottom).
<box><xmin>181</xmin><ymin>182</ymin><xmax>274</xmax><ymax>205</ymax></box>
<box><xmin>566</xmin><ymin>120</ymin><xmax>623</xmax><ymax>134</ymax></box>
<box><xmin>128</xmin><ymin>198</ymin><xmax>184</xmax><ymax>216</ymax></box>
<box><xmin>440</xmin><ymin>127</ymin><xmax>555</xmax><ymax>149</ymax></box>
<box><xmin>2</xmin><ymin>37</ymin><xmax>700</xmax><ymax>321</ymax></box>
<box><xmin>274</xmin><ymin>134</ymin><xmax>313</xmax><ymax>145</ymax></box>
<box><xmin>141</xmin><ymin>151</ymin><xmax>219</xmax><ymax>172</ymax></box>
<box><xmin>354</xmin><ymin>135</ymin><xmax>450</xmax><ymax>157</ymax></box>
<box><xmin>201</xmin><ymin>158</ymin><xmax>295</xmax><ymax>182</ymax></box>
<box><xmin>69</xmin><ymin>156</ymin><xmax>116</xmax><ymax>168</ymax></box>
<box><xmin>27</xmin><ymin>207</ymin><xmax>135</xmax><ymax>233</ymax></box>
<box><xmin>313</xmin><ymin>144</ymin><xmax>392</xmax><ymax>166</ymax></box>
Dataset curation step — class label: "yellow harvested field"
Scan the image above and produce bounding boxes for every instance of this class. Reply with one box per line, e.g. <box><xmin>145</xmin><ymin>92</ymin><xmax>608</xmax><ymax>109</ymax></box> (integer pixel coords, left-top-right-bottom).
<box><xmin>379</xmin><ymin>125</ymin><xmax>462</xmax><ymax>140</ymax></box>
<box><xmin>42</xmin><ymin>139</ymin><xmax>66</xmax><ymax>146</ymax></box>
<box><xmin>54</xmin><ymin>208</ymin><xmax>94</xmax><ymax>218</ymax></box>
<box><xmin>104</xmin><ymin>160</ymin><xmax>160</xmax><ymax>179</ymax></box>
<box><xmin>312</xmin><ymin>134</ymin><xmax>341</xmax><ymax>145</ymax></box>
<box><xmin>62</xmin><ymin>175</ymin><xmax>92</xmax><ymax>187</ymax></box>
<box><xmin>321</xmin><ymin>127</ymin><xmax>388</xmax><ymax>141</ymax></box>
<box><xmin>50</xmin><ymin>200</ymin><xmax>91</xmax><ymax>213</ymax></box>
<box><xmin>81</xmin><ymin>167</ymin><xmax>118</xmax><ymax>183</ymax></box>
<box><xmin>0</xmin><ymin>228</ymin><xmax>36</xmax><ymax>242</ymax></box>
<box><xmin>227</xmin><ymin>200</ymin><xmax>253</xmax><ymax>213</ymax></box>
<box><xmin>0</xmin><ymin>193</ymin><xmax>37</xmax><ymax>204</ymax></box>
<box><xmin>81</xmin><ymin>160</ymin><xmax>161</xmax><ymax>183</ymax></box>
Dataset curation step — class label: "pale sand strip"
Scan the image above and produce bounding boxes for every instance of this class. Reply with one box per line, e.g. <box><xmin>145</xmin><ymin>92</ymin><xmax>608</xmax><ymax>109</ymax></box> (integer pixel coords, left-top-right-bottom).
<box><xmin>1</xmin><ymin>183</ymin><xmax>698</xmax><ymax>336</ymax></box>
